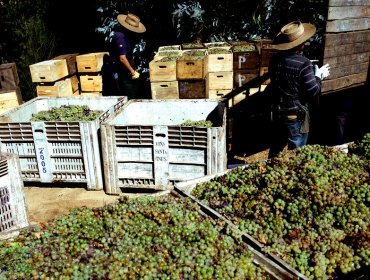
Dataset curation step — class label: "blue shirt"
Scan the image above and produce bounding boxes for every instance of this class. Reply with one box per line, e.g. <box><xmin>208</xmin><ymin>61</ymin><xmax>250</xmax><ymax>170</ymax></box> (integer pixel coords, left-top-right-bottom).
<box><xmin>110</xmin><ymin>31</ymin><xmax>132</xmax><ymax>61</ymax></box>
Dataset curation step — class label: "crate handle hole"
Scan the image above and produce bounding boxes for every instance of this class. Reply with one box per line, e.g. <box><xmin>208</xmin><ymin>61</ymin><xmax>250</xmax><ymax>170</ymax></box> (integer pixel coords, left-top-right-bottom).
<box><xmin>40</xmin><ymin>77</ymin><xmax>46</xmax><ymax>80</ymax></box>
<box><xmin>159</xmin><ymin>66</ymin><xmax>167</xmax><ymax>69</ymax></box>
<box><xmin>155</xmin><ymin>133</ymin><xmax>166</xmax><ymax>138</ymax></box>
<box><xmin>34</xmin><ymin>129</ymin><xmax>44</xmax><ymax>133</ymax></box>
<box><xmin>186</xmin><ymin>62</ymin><xmax>195</xmax><ymax>66</ymax></box>
<box><xmin>217</xmin><ymin>57</ymin><xmax>225</xmax><ymax>60</ymax></box>
<box><xmin>85</xmin><ymin>67</ymin><xmax>91</xmax><ymax>69</ymax></box>
<box><xmin>160</xmin><ymin>85</ymin><xmax>169</xmax><ymax>88</ymax></box>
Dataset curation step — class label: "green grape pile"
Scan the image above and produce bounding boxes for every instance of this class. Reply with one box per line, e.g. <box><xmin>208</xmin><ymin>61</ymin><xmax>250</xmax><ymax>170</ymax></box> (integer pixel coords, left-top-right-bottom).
<box><xmin>179</xmin><ymin>120</ymin><xmax>213</xmax><ymax>127</ymax></box>
<box><xmin>182</xmin><ymin>43</ymin><xmax>205</xmax><ymax>49</ymax></box>
<box><xmin>0</xmin><ymin>196</ymin><xmax>271</xmax><ymax>279</ymax></box>
<box><xmin>233</xmin><ymin>44</ymin><xmax>256</xmax><ymax>52</ymax></box>
<box><xmin>31</xmin><ymin>105</ymin><xmax>103</xmax><ymax>121</ymax></box>
<box><xmin>207</xmin><ymin>48</ymin><xmax>231</xmax><ymax>54</ymax></box>
<box><xmin>191</xmin><ymin>143</ymin><xmax>370</xmax><ymax>279</ymax></box>
<box><xmin>349</xmin><ymin>132</ymin><xmax>370</xmax><ymax>160</ymax></box>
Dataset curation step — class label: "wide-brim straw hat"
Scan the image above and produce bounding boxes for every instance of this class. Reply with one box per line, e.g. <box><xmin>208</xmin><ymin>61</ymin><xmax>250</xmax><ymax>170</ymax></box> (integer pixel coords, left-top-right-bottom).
<box><xmin>272</xmin><ymin>21</ymin><xmax>316</xmax><ymax>50</ymax></box>
<box><xmin>117</xmin><ymin>13</ymin><xmax>146</xmax><ymax>33</ymax></box>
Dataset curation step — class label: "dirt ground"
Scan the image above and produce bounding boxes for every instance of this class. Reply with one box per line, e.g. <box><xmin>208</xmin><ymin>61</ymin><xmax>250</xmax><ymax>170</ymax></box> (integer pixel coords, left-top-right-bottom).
<box><xmin>23</xmin><ymin>149</ymin><xmax>269</xmax><ymax>227</ymax></box>
<box><xmin>23</xmin><ymin>186</ymin><xmax>122</xmax><ymax>226</ymax></box>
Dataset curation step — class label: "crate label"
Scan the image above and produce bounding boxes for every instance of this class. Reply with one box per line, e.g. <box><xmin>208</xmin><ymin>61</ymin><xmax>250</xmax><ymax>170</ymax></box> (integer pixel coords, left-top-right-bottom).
<box><xmin>153</xmin><ymin>126</ymin><xmax>169</xmax><ymax>185</ymax></box>
<box><xmin>32</xmin><ymin>123</ymin><xmax>53</xmax><ymax>181</ymax></box>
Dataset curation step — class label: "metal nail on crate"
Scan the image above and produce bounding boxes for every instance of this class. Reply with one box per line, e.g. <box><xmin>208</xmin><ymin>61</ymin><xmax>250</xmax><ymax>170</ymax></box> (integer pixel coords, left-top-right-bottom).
<box><xmin>0</xmin><ymin>96</ymin><xmax>127</xmax><ymax>190</ymax></box>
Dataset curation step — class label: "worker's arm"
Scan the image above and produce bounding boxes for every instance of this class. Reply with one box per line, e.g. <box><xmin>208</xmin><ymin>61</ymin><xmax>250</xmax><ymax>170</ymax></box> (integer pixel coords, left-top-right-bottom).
<box><xmin>119</xmin><ymin>54</ymin><xmax>135</xmax><ymax>75</ymax></box>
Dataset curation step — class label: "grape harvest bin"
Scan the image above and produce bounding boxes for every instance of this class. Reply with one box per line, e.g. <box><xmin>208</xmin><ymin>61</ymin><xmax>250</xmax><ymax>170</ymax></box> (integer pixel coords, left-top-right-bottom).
<box><xmin>101</xmin><ymin>99</ymin><xmax>227</xmax><ymax>194</ymax></box>
<box><xmin>0</xmin><ymin>153</ymin><xmax>28</xmax><ymax>240</ymax></box>
<box><xmin>0</xmin><ymin>96</ymin><xmax>127</xmax><ymax>190</ymax></box>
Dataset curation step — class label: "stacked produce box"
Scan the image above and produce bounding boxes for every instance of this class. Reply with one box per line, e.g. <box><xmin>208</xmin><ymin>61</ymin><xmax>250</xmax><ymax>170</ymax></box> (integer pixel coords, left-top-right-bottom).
<box><xmin>177</xmin><ymin>44</ymin><xmax>207</xmax><ymax>99</ymax></box>
<box><xmin>29</xmin><ymin>54</ymin><xmax>79</xmax><ymax>97</ymax></box>
<box><xmin>0</xmin><ymin>63</ymin><xmax>23</xmax><ymax>114</ymax></box>
<box><xmin>76</xmin><ymin>52</ymin><xmax>108</xmax><ymax>96</ymax></box>
<box><xmin>149</xmin><ymin>40</ymin><xmax>275</xmax><ymax>102</ymax></box>
<box><xmin>204</xmin><ymin>42</ymin><xmax>233</xmax><ymax>100</ymax></box>
<box><xmin>258</xmin><ymin>39</ymin><xmax>276</xmax><ymax>86</ymax></box>
<box><xmin>149</xmin><ymin>46</ymin><xmax>182</xmax><ymax>99</ymax></box>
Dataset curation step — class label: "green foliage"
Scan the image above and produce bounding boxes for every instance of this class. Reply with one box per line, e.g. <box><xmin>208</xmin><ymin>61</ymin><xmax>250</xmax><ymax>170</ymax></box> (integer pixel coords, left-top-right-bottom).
<box><xmin>0</xmin><ymin>0</ymin><xmax>57</xmax><ymax>101</ymax></box>
<box><xmin>31</xmin><ymin>105</ymin><xmax>103</xmax><ymax>121</ymax></box>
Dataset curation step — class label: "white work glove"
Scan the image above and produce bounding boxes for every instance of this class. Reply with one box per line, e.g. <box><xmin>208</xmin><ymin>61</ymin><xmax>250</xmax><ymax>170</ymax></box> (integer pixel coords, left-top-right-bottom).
<box><xmin>314</xmin><ymin>64</ymin><xmax>330</xmax><ymax>80</ymax></box>
<box><xmin>131</xmin><ymin>71</ymin><xmax>140</xmax><ymax>80</ymax></box>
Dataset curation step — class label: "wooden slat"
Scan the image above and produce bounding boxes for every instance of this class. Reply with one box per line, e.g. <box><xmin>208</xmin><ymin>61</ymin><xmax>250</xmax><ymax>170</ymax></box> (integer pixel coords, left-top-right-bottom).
<box><xmin>323</xmin><ymin>41</ymin><xmax>369</xmax><ymax>57</ymax></box>
<box><xmin>327</xmin><ymin>6</ymin><xmax>370</xmax><ymax>20</ymax></box>
<box><xmin>326</xmin><ymin>18</ymin><xmax>370</xmax><ymax>32</ymax></box>
<box><xmin>323</xmin><ymin>52</ymin><xmax>369</xmax><ymax>67</ymax></box>
<box><xmin>321</xmin><ymin>72</ymin><xmax>367</xmax><ymax>93</ymax></box>
<box><xmin>324</xmin><ymin>62</ymin><xmax>369</xmax><ymax>79</ymax></box>
<box><xmin>329</xmin><ymin>0</ymin><xmax>370</xmax><ymax>6</ymax></box>
<box><xmin>324</xmin><ymin>30</ymin><xmax>370</xmax><ymax>46</ymax></box>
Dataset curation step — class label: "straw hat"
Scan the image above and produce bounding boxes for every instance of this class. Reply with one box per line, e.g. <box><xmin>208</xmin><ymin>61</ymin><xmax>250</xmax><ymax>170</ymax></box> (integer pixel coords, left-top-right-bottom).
<box><xmin>117</xmin><ymin>13</ymin><xmax>146</xmax><ymax>33</ymax></box>
<box><xmin>272</xmin><ymin>21</ymin><xmax>316</xmax><ymax>50</ymax></box>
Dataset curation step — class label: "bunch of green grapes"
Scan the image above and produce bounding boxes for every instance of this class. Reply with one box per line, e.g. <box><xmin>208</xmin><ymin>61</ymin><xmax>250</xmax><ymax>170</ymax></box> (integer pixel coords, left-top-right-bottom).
<box><xmin>31</xmin><ymin>105</ymin><xmax>103</xmax><ymax>121</ymax></box>
<box><xmin>0</xmin><ymin>196</ymin><xmax>271</xmax><ymax>279</ymax></box>
<box><xmin>349</xmin><ymin>132</ymin><xmax>370</xmax><ymax>160</ymax></box>
<box><xmin>191</xmin><ymin>144</ymin><xmax>370</xmax><ymax>279</ymax></box>
<box><xmin>179</xmin><ymin>120</ymin><xmax>213</xmax><ymax>127</ymax></box>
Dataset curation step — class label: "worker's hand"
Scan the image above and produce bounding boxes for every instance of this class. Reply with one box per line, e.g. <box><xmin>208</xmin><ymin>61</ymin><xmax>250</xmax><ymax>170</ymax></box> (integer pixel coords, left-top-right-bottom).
<box><xmin>131</xmin><ymin>71</ymin><xmax>140</xmax><ymax>80</ymax></box>
<box><xmin>314</xmin><ymin>64</ymin><xmax>330</xmax><ymax>80</ymax></box>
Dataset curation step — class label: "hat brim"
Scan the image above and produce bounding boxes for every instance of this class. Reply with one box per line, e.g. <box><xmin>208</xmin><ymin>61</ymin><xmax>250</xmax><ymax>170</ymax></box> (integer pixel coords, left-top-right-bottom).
<box><xmin>117</xmin><ymin>14</ymin><xmax>146</xmax><ymax>33</ymax></box>
<box><xmin>272</xmin><ymin>23</ymin><xmax>316</xmax><ymax>50</ymax></box>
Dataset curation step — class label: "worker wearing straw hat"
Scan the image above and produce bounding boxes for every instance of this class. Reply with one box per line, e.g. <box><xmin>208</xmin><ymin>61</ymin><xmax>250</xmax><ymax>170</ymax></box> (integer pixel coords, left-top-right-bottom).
<box><xmin>108</xmin><ymin>13</ymin><xmax>146</xmax><ymax>99</ymax></box>
<box><xmin>268</xmin><ymin>21</ymin><xmax>330</xmax><ymax>158</ymax></box>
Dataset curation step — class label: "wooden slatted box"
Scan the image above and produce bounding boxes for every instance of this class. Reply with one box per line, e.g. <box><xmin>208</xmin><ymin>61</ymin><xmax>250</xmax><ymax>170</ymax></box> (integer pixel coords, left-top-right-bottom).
<box><xmin>53</xmin><ymin>53</ymin><xmax>79</xmax><ymax>76</ymax></box>
<box><xmin>151</xmin><ymin>81</ymin><xmax>179</xmax><ymax>99</ymax></box>
<box><xmin>0</xmin><ymin>88</ymin><xmax>22</xmax><ymax>115</ymax></box>
<box><xmin>80</xmin><ymin>74</ymin><xmax>103</xmax><ymax>92</ymax></box>
<box><xmin>177</xmin><ymin>49</ymin><xmax>207</xmax><ymax>80</ymax></box>
<box><xmin>206</xmin><ymin>48</ymin><xmax>233</xmax><ymax>73</ymax></box>
<box><xmin>29</xmin><ymin>59</ymin><xmax>69</xmax><ymax>83</ymax></box>
<box><xmin>178</xmin><ymin>80</ymin><xmax>206</xmax><ymax>99</ymax></box>
<box><xmin>233</xmin><ymin>69</ymin><xmax>260</xmax><ymax>89</ymax></box>
<box><xmin>0</xmin><ymin>63</ymin><xmax>19</xmax><ymax>92</ymax></box>
<box><xmin>149</xmin><ymin>56</ymin><xmax>179</xmax><ymax>82</ymax></box>
<box><xmin>232</xmin><ymin>42</ymin><xmax>260</xmax><ymax>70</ymax></box>
<box><xmin>36</xmin><ymin>77</ymin><xmax>76</xmax><ymax>97</ymax></box>
<box><xmin>76</xmin><ymin>52</ymin><xmax>108</xmax><ymax>73</ymax></box>
<box><xmin>322</xmin><ymin>0</ymin><xmax>370</xmax><ymax>93</ymax></box>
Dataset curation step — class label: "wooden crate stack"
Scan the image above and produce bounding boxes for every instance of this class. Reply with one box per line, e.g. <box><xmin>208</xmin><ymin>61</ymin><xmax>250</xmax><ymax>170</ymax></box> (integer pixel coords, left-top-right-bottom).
<box><xmin>256</xmin><ymin>39</ymin><xmax>276</xmax><ymax>87</ymax></box>
<box><xmin>177</xmin><ymin>48</ymin><xmax>207</xmax><ymax>99</ymax></box>
<box><xmin>0</xmin><ymin>63</ymin><xmax>23</xmax><ymax>114</ymax></box>
<box><xmin>204</xmin><ymin>42</ymin><xmax>233</xmax><ymax>100</ymax></box>
<box><xmin>76</xmin><ymin>52</ymin><xmax>108</xmax><ymax>96</ymax></box>
<box><xmin>149</xmin><ymin>46</ymin><xmax>182</xmax><ymax>99</ymax></box>
<box><xmin>29</xmin><ymin>54</ymin><xmax>79</xmax><ymax>97</ymax></box>
<box><xmin>149</xmin><ymin>40</ymin><xmax>276</xmax><ymax>102</ymax></box>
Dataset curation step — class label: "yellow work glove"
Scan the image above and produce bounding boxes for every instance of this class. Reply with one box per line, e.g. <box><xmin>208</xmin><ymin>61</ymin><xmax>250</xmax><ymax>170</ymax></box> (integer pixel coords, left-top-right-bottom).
<box><xmin>131</xmin><ymin>71</ymin><xmax>140</xmax><ymax>79</ymax></box>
